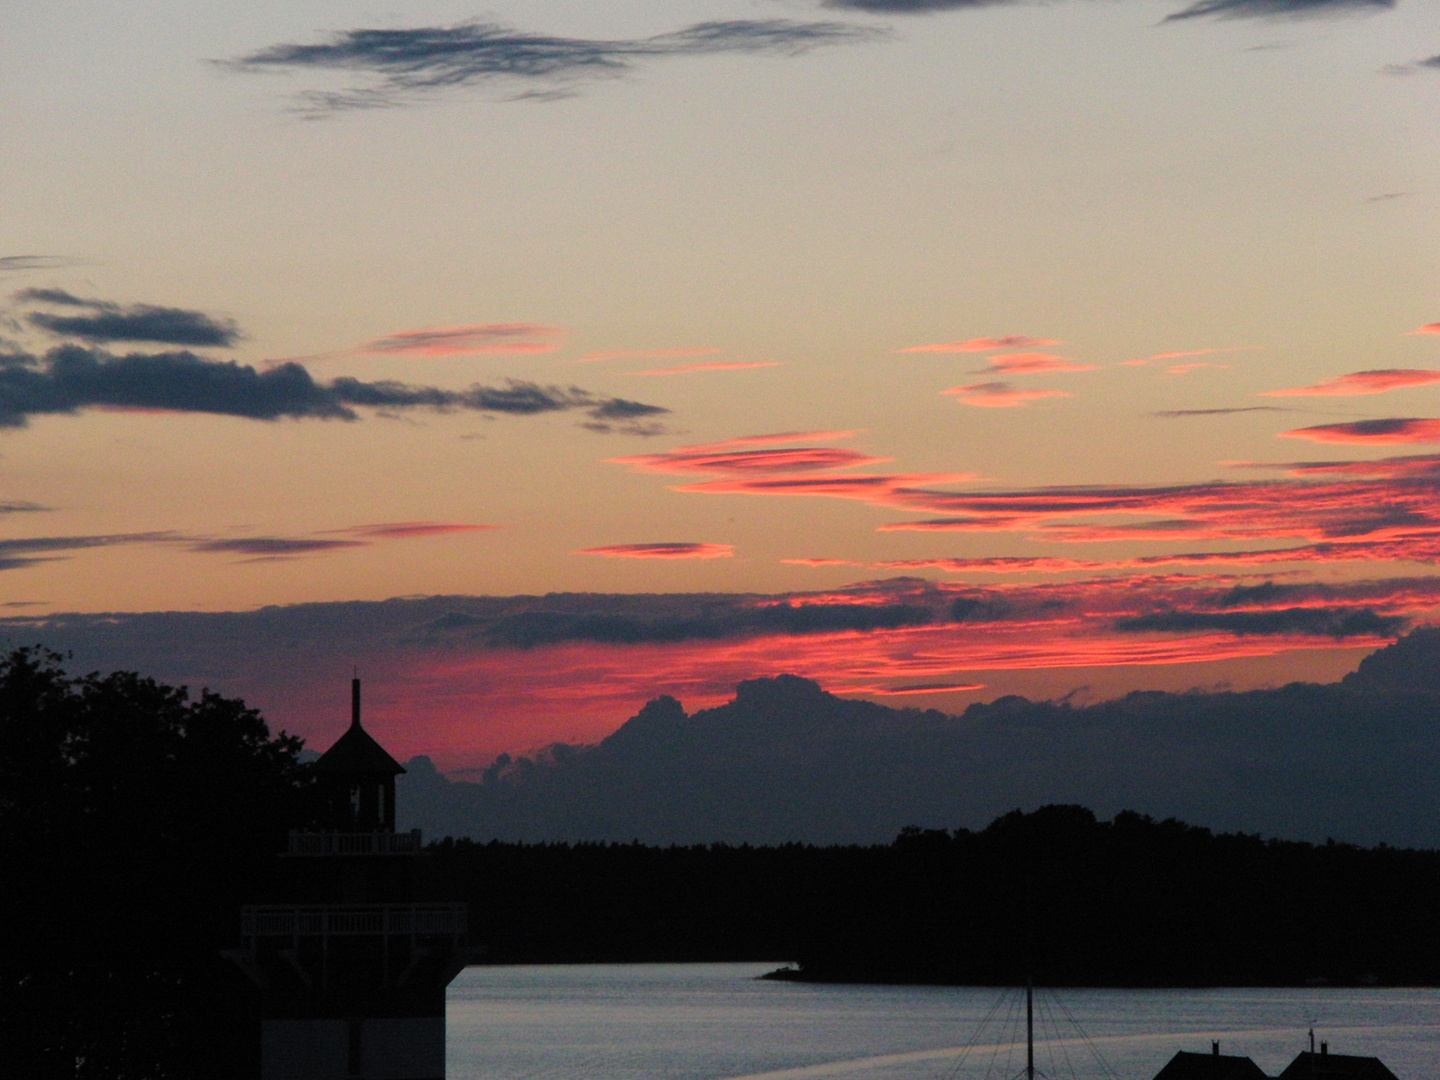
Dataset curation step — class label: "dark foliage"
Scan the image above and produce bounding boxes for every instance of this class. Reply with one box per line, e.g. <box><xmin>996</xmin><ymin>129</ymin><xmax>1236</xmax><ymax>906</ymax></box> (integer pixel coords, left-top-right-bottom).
<box><xmin>0</xmin><ymin>648</ymin><xmax>318</xmax><ymax>1079</ymax></box>
<box><xmin>429</xmin><ymin>807</ymin><xmax>1440</xmax><ymax>986</ymax></box>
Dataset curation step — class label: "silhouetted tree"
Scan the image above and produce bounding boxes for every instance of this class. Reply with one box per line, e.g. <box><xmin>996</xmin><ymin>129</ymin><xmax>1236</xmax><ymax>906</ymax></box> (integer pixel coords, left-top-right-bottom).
<box><xmin>0</xmin><ymin>647</ymin><xmax>318</xmax><ymax>1079</ymax></box>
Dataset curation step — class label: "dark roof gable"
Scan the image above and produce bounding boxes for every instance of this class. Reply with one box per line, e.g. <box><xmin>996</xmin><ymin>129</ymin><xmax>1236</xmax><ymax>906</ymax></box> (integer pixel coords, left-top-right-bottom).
<box><xmin>1277</xmin><ymin>1052</ymin><xmax>1399</xmax><ymax>1080</ymax></box>
<box><xmin>314</xmin><ymin>722</ymin><xmax>405</xmax><ymax>777</ymax></box>
<box><xmin>1153</xmin><ymin>1051</ymin><xmax>1271</xmax><ymax>1080</ymax></box>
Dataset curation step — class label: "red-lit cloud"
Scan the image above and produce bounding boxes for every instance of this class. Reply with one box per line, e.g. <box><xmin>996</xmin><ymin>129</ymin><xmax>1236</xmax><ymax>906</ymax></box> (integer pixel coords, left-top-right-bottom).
<box><xmin>577</xmin><ymin>542</ymin><xmax>734</xmax><ymax>559</ymax></box>
<box><xmin>35</xmin><ymin>573</ymin><xmax>1422</xmax><ymax>766</ymax></box>
<box><xmin>626</xmin><ymin>361</ymin><xmax>781</xmax><ymax>376</ymax></box>
<box><xmin>942</xmin><ymin>382</ymin><xmax>1073</xmax><ymax>407</ymax></box>
<box><xmin>980</xmin><ymin>353</ymin><xmax>1096</xmax><ymax>375</ymax></box>
<box><xmin>899</xmin><ymin>335</ymin><xmax>1062</xmax><ymax>354</ymax></box>
<box><xmin>1263</xmin><ymin>370</ymin><xmax>1440</xmax><ymax>397</ymax></box>
<box><xmin>863</xmin><ymin>682</ymin><xmax>987</xmax><ymax>695</ymax></box>
<box><xmin>360</xmin><ymin>324</ymin><xmax>563</xmax><ymax>355</ymax></box>
<box><xmin>1279</xmin><ymin>418</ymin><xmax>1440</xmax><ymax>445</ymax></box>
<box><xmin>1406</xmin><ymin>324</ymin><xmax>1440</xmax><ymax>336</ymax></box>
<box><xmin>576</xmin><ymin>347</ymin><xmax>721</xmax><ymax>364</ymax></box>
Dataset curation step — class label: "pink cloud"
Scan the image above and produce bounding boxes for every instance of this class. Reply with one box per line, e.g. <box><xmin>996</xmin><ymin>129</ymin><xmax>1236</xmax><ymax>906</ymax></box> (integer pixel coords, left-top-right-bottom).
<box><xmin>626</xmin><ymin>362</ymin><xmax>782</xmax><ymax>376</ymax></box>
<box><xmin>577</xmin><ymin>542</ymin><xmax>733</xmax><ymax>560</ymax></box>
<box><xmin>898</xmin><ymin>335</ymin><xmax>1062</xmax><ymax>354</ymax></box>
<box><xmin>781</xmin><ymin>558</ymin><xmax>868</xmax><ymax>567</ymax></box>
<box><xmin>1263</xmin><ymin>369</ymin><xmax>1440</xmax><ymax>397</ymax></box>
<box><xmin>1166</xmin><ymin>362</ymin><xmax>1222</xmax><ymax>376</ymax></box>
<box><xmin>981</xmin><ymin>353</ymin><xmax>1097</xmax><ymax>375</ymax></box>
<box><xmin>1279</xmin><ymin>418</ymin><xmax>1440</xmax><ymax>445</ymax></box>
<box><xmin>1125</xmin><ymin>346</ymin><xmax>1261</xmax><ymax>367</ymax></box>
<box><xmin>360</xmin><ymin>324</ymin><xmax>563</xmax><ymax>356</ymax></box>
<box><xmin>880</xmin><ymin>556</ymin><xmax>1104</xmax><ymax>573</ymax></box>
<box><xmin>1406</xmin><ymin>324</ymin><xmax>1440</xmax><ymax>336</ymax></box>
<box><xmin>942</xmin><ymin>382</ymin><xmax>1073</xmax><ymax>408</ymax></box>
<box><xmin>608</xmin><ymin>442</ymin><xmax>888</xmax><ymax>477</ymax></box>
<box><xmin>575</xmin><ymin>347</ymin><xmax>721</xmax><ymax>364</ymax></box>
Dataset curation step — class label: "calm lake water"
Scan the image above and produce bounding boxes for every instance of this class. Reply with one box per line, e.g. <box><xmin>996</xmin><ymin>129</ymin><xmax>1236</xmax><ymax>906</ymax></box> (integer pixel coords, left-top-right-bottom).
<box><xmin>447</xmin><ymin>963</ymin><xmax>1440</xmax><ymax>1080</ymax></box>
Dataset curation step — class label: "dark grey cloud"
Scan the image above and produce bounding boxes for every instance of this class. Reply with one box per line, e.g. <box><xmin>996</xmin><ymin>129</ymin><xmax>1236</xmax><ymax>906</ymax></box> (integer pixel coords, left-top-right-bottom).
<box><xmin>0</xmin><ymin>345</ymin><xmax>668</xmax><ymax>431</ymax></box>
<box><xmin>188</xmin><ymin>537</ymin><xmax>367</xmax><ymax>562</ymax></box>
<box><xmin>823</xmin><ymin>0</ymin><xmax>1006</xmax><ymax>10</ymax></box>
<box><xmin>1115</xmin><ymin>606</ymin><xmax>1406</xmax><ymax>637</ymax></box>
<box><xmin>1163</xmin><ymin>0</ymin><xmax>1393</xmax><ymax>18</ymax></box>
<box><xmin>227</xmin><ymin>19</ymin><xmax>884</xmax><ymax>112</ymax></box>
<box><xmin>17</xmin><ymin>288</ymin><xmax>241</xmax><ymax>348</ymax></box>
<box><xmin>826</xmin><ymin>0</ymin><xmax>1392</xmax><ymax>18</ymax></box>
<box><xmin>478</xmin><ymin>601</ymin><xmax>937</xmax><ymax>649</ymax></box>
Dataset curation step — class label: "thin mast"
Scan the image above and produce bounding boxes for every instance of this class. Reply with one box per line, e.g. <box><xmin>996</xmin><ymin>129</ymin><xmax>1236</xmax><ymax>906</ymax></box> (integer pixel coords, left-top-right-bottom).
<box><xmin>1026</xmin><ymin>975</ymin><xmax>1034</xmax><ymax>1080</ymax></box>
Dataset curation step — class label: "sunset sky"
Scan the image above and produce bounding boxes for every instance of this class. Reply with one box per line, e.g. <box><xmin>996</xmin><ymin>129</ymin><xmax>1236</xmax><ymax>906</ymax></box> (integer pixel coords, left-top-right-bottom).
<box><xmin>4</xmin><ymin>0</ymin><xmax>1440</xmax><ymax>768</ymax></box>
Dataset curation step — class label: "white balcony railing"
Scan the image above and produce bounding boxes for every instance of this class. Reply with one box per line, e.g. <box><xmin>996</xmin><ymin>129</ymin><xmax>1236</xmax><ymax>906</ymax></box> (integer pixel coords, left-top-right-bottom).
<box><xmin>240</xmin><ymin>903</ymin><xmax>467</xmax><ymax>940</ymax></box>
<box><xmin>285</xmin><ymin>830</ymin><xmax>423</xmax><ymax>856</ymax></box>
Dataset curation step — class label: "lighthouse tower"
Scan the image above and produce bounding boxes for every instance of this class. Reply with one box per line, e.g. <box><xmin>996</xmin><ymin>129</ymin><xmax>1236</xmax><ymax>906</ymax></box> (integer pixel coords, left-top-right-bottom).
<box><xmin>226</xmin><ymin>680</ymin><xmax>476</xmax><ymax>1080</ymax></box>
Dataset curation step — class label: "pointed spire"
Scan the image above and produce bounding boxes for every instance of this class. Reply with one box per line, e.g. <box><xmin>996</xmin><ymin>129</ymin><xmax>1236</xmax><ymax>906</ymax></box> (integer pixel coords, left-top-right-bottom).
<box><xmin>351</xmin><ymin>677</ymin><xmax>362</xmax><ymax>730</ymax></box>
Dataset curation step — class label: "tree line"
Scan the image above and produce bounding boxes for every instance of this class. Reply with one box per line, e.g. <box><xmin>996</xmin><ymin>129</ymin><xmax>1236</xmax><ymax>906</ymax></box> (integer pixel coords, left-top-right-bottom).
<box><xmin>6</xmin><ymin>647</ymin><xmax>1440</xmax><ymax>1080</ymax></box>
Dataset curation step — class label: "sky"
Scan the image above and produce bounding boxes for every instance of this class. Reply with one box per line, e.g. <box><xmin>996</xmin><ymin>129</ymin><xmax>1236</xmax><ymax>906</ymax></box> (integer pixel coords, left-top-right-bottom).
<box><xmin>2</xmin><ymin>0</ymin><xmax>1440</xmax><ymax>767</ymax></box>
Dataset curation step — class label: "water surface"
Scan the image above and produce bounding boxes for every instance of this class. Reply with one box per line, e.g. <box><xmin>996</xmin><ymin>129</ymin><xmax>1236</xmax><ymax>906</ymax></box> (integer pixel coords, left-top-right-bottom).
<box><xmin>448</xmin><ymin>963</ymin><xmax>1440</xmax><ymax>1080</ymax></box>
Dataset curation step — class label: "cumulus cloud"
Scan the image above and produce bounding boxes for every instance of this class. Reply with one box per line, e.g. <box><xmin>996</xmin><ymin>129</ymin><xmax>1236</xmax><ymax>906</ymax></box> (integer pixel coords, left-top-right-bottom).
<box><xmin>12</xmin><ymin>578</ymin><xmax>1427</xmax><ymax>766</ymax></box>
<box><xmin>227</xmin><ymin>19</ymin><xmax>884</xmax><ymax>112</ymax></box>
<box><xmin>1279</xmin><ymin>418</ymin><xmax>1440</xmax><ymax>445</ymax></box>
<box><xmin>577</xmin><ymin>542</ymin><xmax>734</xmax><ymax>560</ymax></box>
<box><xmin>360</xmin><ymin>324</ymin><xmax>563</xmax><ymax>356</ymax></box>
<box><xmin>899</xmin><ymin>335</ymin><xmax>1062</xmax><ymax>354</ymax></box>
<box><xmin>17</xmin><ymin>288</ymin><xmax>241</xmax><ymax>348</ymax></box>
<box><xmin>1263</xmin><ymin>369</ymin><xmax>1440</xmax><ymax>397</ymax></box>
<box><xmin>0</xmin><ymin>345</ymin><xmax>667</xmax><ymax>431</ymax></box>
<box><xmin>942</xmin><ymin>381</ymin><xmax>1072</xmax><ymax>407</ymax></box>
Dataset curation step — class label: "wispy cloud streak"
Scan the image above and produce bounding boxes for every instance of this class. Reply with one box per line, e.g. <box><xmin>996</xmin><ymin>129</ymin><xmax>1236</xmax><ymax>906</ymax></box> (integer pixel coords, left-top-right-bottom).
<box><xmin>1264</xmin><ymin>370</ymin><xmax>1440</xmax><ymax>397</ymax></box>
<box><xmin>227</xmin><ymin>19</ymin><xmax>884</xmax><ymax>112</ymax></box>
<box><xmin>899</xmin><ymin>335</ymin><xmax>1061</xmax><ymax>354</ymax></box>
<box><xmin>942</xmin><ymin>382</ymin><xmax>1072</xmax><ymax>407</ymax></box>
<box><xmin>577</xmin><ymin>542</ymin><xmax>734</xmax><ymax>560</ymax></box>
<box><xmin>360</xmin><ymin>324</ymin><xmax>562</xmax><ymax>356</ymax></box>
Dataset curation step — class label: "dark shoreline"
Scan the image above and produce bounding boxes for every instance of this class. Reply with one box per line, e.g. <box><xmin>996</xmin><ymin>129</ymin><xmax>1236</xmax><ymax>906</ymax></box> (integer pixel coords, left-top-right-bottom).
<box><xmin>757</xmin><ymin>966</ymin><xmax>1425</xmax><ymax>989</ymax></box>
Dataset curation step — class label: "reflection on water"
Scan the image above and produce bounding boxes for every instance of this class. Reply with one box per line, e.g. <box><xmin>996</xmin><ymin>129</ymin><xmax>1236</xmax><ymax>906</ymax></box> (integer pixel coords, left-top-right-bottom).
<box><xmin>447</xmin><ymin>963</ymin><xmax>1440</xmax><ymax>1080</ymax></box>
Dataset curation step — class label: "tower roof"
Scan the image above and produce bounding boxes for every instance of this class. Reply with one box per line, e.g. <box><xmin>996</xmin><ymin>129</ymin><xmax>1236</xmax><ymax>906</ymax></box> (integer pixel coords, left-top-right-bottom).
<box><xmin>313</xmin><ymin>679</ymin><xmax>405</xmax><ymax>777</ymax></box>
